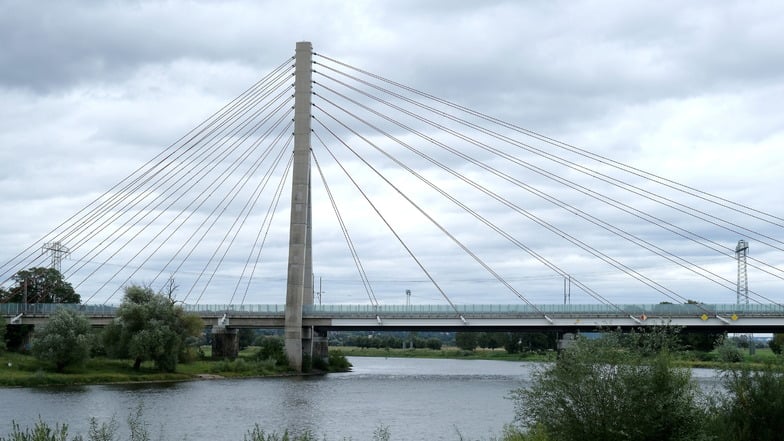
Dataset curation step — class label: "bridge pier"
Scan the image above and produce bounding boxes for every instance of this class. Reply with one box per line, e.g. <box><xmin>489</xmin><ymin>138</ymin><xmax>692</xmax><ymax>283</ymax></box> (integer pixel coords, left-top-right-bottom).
<box><xmin>211</xmin><ymin>322</ymin><xmax>239</xmax><ymax>360</ymax></box>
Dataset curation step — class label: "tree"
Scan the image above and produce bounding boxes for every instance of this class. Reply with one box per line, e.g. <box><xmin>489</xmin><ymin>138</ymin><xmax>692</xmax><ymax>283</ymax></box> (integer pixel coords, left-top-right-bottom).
<box><xmin>103</xmin><ymin>285</ymin><xmax>203</xmax><ymax>372</ymax></box>
<box><xmin>512</xmin><ymin>331</ymin><xmax>707</xmax><ymax>441</ymax></box>
<box><xmin>31</xmin><ymin>308</ymin><xmax>91</xmax><ymax>372</ymax></box>
<box><xmin>455</xmin><ymin>332</ymin><xmax>478</xmax><ymax>351</ymax></box>
<box><xmin>0</xmin><ymin>267</ymin><xmax>79</xmax><ymax>303</ymax></box>
<box><xmin>0</xmin><ymin>316</ymin><xmax>6</xmax><ymax>353</ymax></box>
<box><xmin>769</xmin><ymin>334</ymin><xmax>784</xmax><ymax>354</ymax></box>
<box><xmin>478</xmin><ymin>332</ymin><xmax>504</xmax><ymax>350</ymax></box>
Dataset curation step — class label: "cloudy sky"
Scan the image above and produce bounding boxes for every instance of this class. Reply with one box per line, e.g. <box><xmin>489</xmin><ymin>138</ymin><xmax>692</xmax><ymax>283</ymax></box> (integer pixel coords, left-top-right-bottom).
<box><xmin>1</xmin><ymin>0</ymin><xmax>782</xmax><ymax>307</ymax></box>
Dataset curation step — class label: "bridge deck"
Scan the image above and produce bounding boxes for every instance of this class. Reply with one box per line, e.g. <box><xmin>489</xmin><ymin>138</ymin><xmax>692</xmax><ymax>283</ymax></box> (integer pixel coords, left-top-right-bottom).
<box><xmin>3</xmin><ymin>303</ymin><xmax>784</xmax><ymax>332</ymax></box>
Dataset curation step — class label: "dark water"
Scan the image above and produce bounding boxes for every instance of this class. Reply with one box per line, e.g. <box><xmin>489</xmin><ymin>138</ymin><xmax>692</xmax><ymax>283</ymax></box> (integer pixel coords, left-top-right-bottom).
<box><xmin>0</xmin><ymin>357</ymin><xmax>536</xmax><ymax>440</ymax></box>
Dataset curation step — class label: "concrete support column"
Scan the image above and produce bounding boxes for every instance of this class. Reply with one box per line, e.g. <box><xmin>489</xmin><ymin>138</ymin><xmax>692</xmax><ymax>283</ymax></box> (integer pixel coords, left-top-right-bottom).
<box><xmin>211</xmin><ymin>326</ymin><xmax>239</xmax><ymax>360</ymax></box>
<box><xmin>312</xmin><ymin>328</ymin><xmax>329</xmax><ymax>363</ymax></box>
<box><xmin>284</xmin><ymin>41</ymin><xmax>313</xmax><ymax>371</ymax></box>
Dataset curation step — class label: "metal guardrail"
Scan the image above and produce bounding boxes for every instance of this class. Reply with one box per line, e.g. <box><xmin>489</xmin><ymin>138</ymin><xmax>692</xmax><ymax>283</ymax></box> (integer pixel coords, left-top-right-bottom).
<box><xmin>2</xmin><ymin>303</ymin><xmax>784</xmax><ymax>318</ymax></box>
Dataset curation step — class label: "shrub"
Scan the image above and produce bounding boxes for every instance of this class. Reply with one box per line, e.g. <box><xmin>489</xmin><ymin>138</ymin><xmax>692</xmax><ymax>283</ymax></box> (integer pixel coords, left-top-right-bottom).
<box><xmin>511</xmin><ymin>332</ymin><xmax>707</xmax><ymax>441</ymax></box>
<box><xmin>718</xmin><ymin>339</ymin><xmax>744</xmax><ymax>363</ymax></box>
<box><xmin>709</xmin><ymin>366</ymin><xmax>784</xmax><ymax>441</ymax></box>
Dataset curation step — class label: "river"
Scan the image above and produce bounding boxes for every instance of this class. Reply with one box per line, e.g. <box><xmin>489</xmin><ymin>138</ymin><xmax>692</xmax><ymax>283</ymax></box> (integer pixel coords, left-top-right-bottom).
<box><xmin>0</xmin><ymin>357</ymin><xmax>722</xmax><ymax>440</ymax></box>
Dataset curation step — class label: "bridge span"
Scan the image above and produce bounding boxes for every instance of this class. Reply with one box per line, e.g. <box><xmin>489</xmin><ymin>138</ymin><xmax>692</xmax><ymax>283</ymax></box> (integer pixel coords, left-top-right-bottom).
<box><xmin>4</xmin><ymin>303</ymin><xmax>784</xmax><ymax>333</ymax></box>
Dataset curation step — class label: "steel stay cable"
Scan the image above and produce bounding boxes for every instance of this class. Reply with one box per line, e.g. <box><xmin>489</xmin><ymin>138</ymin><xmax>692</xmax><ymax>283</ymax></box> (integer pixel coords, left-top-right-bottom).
<box><xmin>83</xmin><ymin>106</ymin><xmax>294</xmax><ymax>303</ymax></box>
<box><xmin>313</xmin><ymin>126</ymin><xmax>548</xmax><ymax>317</ymax></box>
<box><xmin>311</xmin><ymin>146</ymin><xmax>379</xmax><ymax>306</ymax></box>
<box><xmin>315</xmin><ymin>83</ymin><xmax>761</xmax><ymax>299</ymax></box>
<box><xmin>314</xmin><ymin>100</ymin><xmax>723</xmax><ymax>318</ymax></box>
<box><xmin>55</xmin><ymin>63</ymin><xmax>295</xmax><ymax>266</ymax></box>
<box><xmin>72</xmin><ymin>89</ymin><xmax>295</xmax><ymax>292</ymax></box>
<box><xmin>63</xmin><ymin>76</ymin><xmax>295</xmax><ymax>276</ymax></box>
<box><xmin>313</xmin><ymin>122</ymin><xmax>464</xmax><ymax>318</ymax></box>
<box><xmin>315</xmin><ymin>71</ymin><xmax>784</xmax><ymax>282</ymax></box>
<box><xmin>193</xmin><ymin>133</ymin><xmax>293</xmax><ymax>304</ymax></box>
<box><xmin>0</xmin><ymin>58</ymin><xmax>294</xmax><ymax>286</ymax></box>
<box><xmin>314</xmin><ymin>53</ymin><xmax>784</xmax><ymax>229</ymax></box>
<box><xmin>91</xmin><ymin>106</ymin><xmax>295</xmax><ymax>304</ymax></box>
<box><xmin>313</xmin><ymin>61</ymin><xmax>784</xmax><ymax>252</ymax></box>
<box><xmin>232</xmin><ymin>154</ymin><xmax>293</xmax><ymax>306</ymax></box>
<box><xmin>312</xmin><ymin>114</ymin><xmax>631</xmax><ymax>316</ymax></box>
<box><xmin>179</xmin><ymin>124</ymin><xmax>295</xmax><ymax>304</ymax></box>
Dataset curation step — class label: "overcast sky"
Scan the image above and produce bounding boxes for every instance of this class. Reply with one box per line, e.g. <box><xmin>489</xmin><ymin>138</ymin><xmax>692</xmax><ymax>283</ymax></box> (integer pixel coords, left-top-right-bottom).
<box><xmin>1</xmin><ymin>0</ymin><xmax>782</xmax><ymax>307</ymax></box>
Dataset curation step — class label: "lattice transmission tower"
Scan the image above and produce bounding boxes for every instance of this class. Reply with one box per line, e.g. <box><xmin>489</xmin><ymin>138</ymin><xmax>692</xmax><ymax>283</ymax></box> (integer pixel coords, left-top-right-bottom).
<box><xmin>42</xmin><ymin>241</ymin><xmax>71</xmax><ymax>273</ymax></box>
<box><xmin>736</xmin><ymin>239</ymin><xmax>749</xmax><ymax>305</ymax></box>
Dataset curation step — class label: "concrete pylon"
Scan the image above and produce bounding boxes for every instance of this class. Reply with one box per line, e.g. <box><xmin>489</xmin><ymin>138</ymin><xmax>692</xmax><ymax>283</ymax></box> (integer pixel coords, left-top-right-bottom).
<box><xmin>284</xmin><ymin>41</ymin><xmax>313</xmax><ymax>371</ymax></box>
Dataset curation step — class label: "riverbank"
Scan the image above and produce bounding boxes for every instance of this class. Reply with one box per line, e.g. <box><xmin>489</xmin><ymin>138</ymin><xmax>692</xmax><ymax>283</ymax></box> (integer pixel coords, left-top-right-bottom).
<box><xmin>3</xmin><ymin>344</ymin><xmax>779</xmax><ymax>388</ymax></box>
<box><xmin>0</xmin><ymin>349</ymin><xmax>346</xmax><ymax>388</ymax></box>
<box><xmin>336</xmin><ymin>345</ymin><xmax>556</xmax><ymax>361</ymax></box>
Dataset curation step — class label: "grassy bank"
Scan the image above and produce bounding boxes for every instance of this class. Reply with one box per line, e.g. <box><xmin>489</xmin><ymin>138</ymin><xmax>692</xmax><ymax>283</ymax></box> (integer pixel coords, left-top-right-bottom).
<box><xmin>336</xmin><ymin>345</ymin><xmax>556</xmax><ymax>362</ymax></box>
<box><xmin>0</xmin><ymin>346</ymin><xmax>350</xmax><ymax>387</ymax></box>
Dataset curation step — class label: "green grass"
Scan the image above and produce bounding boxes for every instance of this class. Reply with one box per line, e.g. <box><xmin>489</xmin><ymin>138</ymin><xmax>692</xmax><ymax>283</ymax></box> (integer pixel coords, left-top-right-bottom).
<box><xmin>335</xmin><ymin>345</ymin><xmax>556</xmax><ymax>362</ymax></box>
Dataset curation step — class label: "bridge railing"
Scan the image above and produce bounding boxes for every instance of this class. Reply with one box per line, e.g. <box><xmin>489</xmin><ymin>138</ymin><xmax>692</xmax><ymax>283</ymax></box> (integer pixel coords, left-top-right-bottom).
<box><xmin>303</xmin><ymin>303</ymin><xmax>784</xmax><ymax>317</ymax></box>
<box><xmin>0</xmin><ymin>303</ymin><xmax>119</xmax><ymax>315</ymax></box>
<box><xmin>3</xmin><ymin>303</ymin><xmax>784</xmax><ymax>318</ymax></box>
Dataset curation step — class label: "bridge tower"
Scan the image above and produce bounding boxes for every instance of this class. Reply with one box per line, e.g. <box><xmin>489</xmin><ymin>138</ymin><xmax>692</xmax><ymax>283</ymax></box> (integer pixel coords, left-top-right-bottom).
<box><xmin>284</xmin><ymin>41</ymin><xmax>317</xmax><ymax>371</ymax></box>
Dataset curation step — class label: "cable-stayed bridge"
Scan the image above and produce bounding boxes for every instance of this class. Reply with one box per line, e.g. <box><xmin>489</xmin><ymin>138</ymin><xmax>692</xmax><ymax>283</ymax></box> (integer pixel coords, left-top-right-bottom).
<box><xmin>2</xmin><ymin>42</ymin><xmax>783</xmax><ymax>369</ymax></box>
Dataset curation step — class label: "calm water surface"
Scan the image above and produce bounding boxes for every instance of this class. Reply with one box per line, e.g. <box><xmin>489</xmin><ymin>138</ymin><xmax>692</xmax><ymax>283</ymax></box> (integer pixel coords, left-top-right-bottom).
<box><xmin>1</xmin><ymin>357</ymin><xmax>536</xmax><ymax>440</ymax></box>
<box><xmin>0</xmin><ymin>358</ymin><xmax>724</xmax><ymax>440</ymax></box>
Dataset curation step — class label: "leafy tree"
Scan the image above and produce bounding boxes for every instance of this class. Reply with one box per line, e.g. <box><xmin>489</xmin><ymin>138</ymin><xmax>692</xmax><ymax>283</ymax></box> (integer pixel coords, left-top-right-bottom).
<box><xmin>512</xmin><ymin>331</ymin><xmax>707</xmax><ymax>441</ymax></box>
<box><xmin>31</xmin><ymin>308</ymin><xmax>91</xmax><ymax>372</ymax></box>
<box><xmin>0</xmin><ymin>316</ymin><xmax>6</xmax><ymax>353</ymax></box>
<box><xmin>478</xmin><ymin>332</ymin><xmax>504</xmax><ymax>350</ymax></box>
<box><xmin>504</xmin><ymin>332</ymin><xmax>557</xmax><ymax>354</ymax></box>
<box><xmin>103</xmin><ymin>284</ymin><xmax>203</xmax><ymax>372</ymax></box>
<box><xmin>425</xmin><ymin>338</ymin><xmax>442</xmax><ymax>350</ymax></box>
<box><xmin>0</xmin><ymin>267</ymin><xmax>79</xmax><ymax>303</ymax></box>
<box><xmin>679</xmin><ymin>331</ymin><xmax>721</xmax><ymax>352</ymax></box>
<box><xmin>769</xmin><ymin>334</ymin><xmax>784</xmax><ymax>354</ymax></box>
<box><xmin>455</xmin><ymin>332</ymin><xmax>477</xmax><ymax>351</ymax></box>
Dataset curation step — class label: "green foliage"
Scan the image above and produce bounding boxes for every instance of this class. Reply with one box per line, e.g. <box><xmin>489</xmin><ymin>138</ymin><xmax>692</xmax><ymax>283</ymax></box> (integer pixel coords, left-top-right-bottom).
<box><xmin>455</xmin><ymin>332</ymin><xmax>477</xmax><ymax>351</ymax></box>
<box><xmin>102</xmin><ymin>285</ymin><xmax>204</xmax><ymax>372</ymax></box>
<box><xmin>1</xmin><ymin>317</ymin><xmax>6</xmax><ymax>353</ymax></box>
<box><xmin>32</xmin><ymin>308</ymin><xmax>91</xmax><ymax>372</ymax></box>
<box><xmin>504</xmin><ymin>332</ymin><xmax>557</xmax><ymax>354</ymax></box>
<box><xmin>243</xmin><ymin>425</ymin><xmax>316</xmax><ymax>441</ymax></box>
<box><xmin>718</xmin><ymin>338</ymin><xmax>744</xmax><ymax>363</ymax></box>
<box><xmin>768</xmin><ymin>333</ymin><xmax>784</xmax><ymax>354</ymax></box>
<box><xmin>1</xmin><ymin>420</ymin><xmax>71</xmax><ymax>441</ymax></box>
<box><xmin>1</xmin><ymin>267</ymin><xmax>80</xmax><ymax>304</ymax></box>
<box><xmin>327</xmin><ymin>350</ymin><xmax>352</xmax><ymax>371</ymax></box>
<box><xmin>709</xmin><ymin>366</ymin><xmax>784</xmax><ymax>441</ymax></box>
<box><xmin>254</xmin><ymin>337</ymin><xmax>289</xmax><ymax>367</ymax></box>
<box><xmin>512</xmin><ymin>331</ymin><xmax>708</xmax><ymax>441</ymax></box>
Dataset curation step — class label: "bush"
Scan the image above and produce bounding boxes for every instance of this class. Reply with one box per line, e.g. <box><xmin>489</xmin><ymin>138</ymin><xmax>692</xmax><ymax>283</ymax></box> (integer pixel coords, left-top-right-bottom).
<box><xmin>254</xmin><ymin>337</ymin><xmax>289</xmax><ymax>368</ymax></box>
<box><xmin>511</xmin><ymin>332</ymin><xmax>707</xmax><ymax>441</ymax></box>
<box><xmin>718</xmin><ymin>339</ymin><xmax>744</xmax><ymax>363</ymax></box>
<box><xmin>327</xmin><ymin>350</ymin><xmax>352</xmax><ymax>371</ymax></box>
<box><xmin>709</xmin><ymin>366</ymin><xmax>784</xmax><ymax>441</ymax></box>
